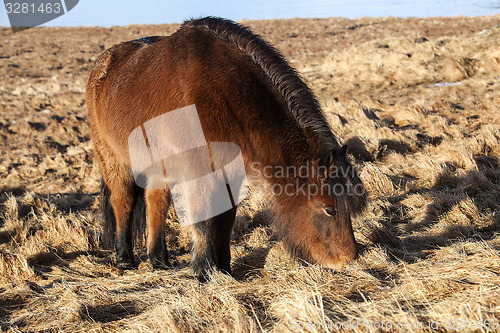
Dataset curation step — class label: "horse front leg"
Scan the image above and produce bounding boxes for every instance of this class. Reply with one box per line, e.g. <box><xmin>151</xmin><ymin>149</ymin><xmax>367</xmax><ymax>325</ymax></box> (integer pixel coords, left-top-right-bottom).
<box><xmin>191</xmin><ymin>207</ymin><xmax>236</xmax><ymax>282</ymax></box>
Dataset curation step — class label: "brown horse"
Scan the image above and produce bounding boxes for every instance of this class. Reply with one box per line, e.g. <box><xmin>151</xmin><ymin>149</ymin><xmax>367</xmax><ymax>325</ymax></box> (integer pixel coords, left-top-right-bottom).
<box><xmin>86</xmin><ymin>17</ymin><xmax>367</xmax><ymax>281</ymax></box>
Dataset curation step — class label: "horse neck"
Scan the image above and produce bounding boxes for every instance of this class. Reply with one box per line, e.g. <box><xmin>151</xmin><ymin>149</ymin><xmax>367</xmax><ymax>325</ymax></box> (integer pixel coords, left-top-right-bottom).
<box><xmin>243</xmin><ymin>119</ymin><xmax>324</xmax><ymax>187</ymax></box>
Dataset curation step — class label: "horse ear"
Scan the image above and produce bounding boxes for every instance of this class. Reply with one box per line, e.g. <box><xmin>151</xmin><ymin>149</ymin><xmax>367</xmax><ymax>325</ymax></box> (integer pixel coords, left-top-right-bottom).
<box><xmin>314</xmin><ymin>150</ymin><xmax>334</xmax><ymax>182</ymax></box>
<box><xmin>324</xmin><ymin>146</ymin><xmax>347</xmax><ymax>181</ymax></box>
<box><xmin>325</xmin><ymin>150</ymin><xmax>335</xmax><ymax>178</ymax></box>
<box><xmin>326</xmin><ymin>150</ymin><xmax>334</xmax><ymax>166</ymax></box>
<box><xmin>341</xmin><ymin>144</ymin><xmax>348</xmax><ymax>156</ymax></box>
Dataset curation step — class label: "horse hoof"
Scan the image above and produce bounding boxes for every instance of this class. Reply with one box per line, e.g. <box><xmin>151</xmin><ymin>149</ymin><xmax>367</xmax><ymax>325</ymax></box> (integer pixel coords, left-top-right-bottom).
<box><xmin>196</xmin><ymin>267</ymin><xmax>232</xmax><ymax>283</ymax></box>
<box><xmin>151</xmin><ymin>260</ymin><xmax>172</xmax><ymax>270</ymax></box>
<box><xmin>149</xmin><ymin>251</ymin><xmax>171</xmax><ymax>270</ymax></box>
<box><xmin>116</xmin><ymin>261</ymin><xmax>134</xmax><ymax>270</ymax></box>
<box><xmin>197</xmin><ymin>272</ymin><xmax>209</xmax><ymax>284</ymax></box>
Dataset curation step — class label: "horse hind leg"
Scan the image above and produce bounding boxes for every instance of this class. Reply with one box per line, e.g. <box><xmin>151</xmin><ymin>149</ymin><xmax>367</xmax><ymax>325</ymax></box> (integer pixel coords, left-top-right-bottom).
<box><xmin>145</xmin><ymin>188</ymin><xmax>171</xmax><ymax>269</ymax></box>
<box><xmin>105</xmin><ymin>172</ymin><xmax>137</xmax><ymax>269</ymax></box>
<box><xmin>191</xmin><ymin>207</ymin><xmax>237</xmax><ymax>282</ymax></box>
<box><xmin>94</xmin><ymin>136</ymin><xmax>138</xmax><ymax>269</ymax></box>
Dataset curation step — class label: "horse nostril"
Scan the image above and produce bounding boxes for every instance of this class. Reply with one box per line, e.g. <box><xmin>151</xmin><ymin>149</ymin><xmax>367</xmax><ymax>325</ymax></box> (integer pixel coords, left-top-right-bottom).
<box><xmin>324</xmin><ymin>260</ymin><xmax>345</xmax><ymax>271</ymax></box>
<box><xmin>336</xmin><ymin>247</ymin><xmax>358</xmax><ymax>268</ymax></box>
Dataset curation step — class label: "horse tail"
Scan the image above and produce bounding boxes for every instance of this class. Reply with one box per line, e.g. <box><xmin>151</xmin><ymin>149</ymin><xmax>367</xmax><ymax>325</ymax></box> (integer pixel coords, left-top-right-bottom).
<box><xmin>100</xmin><ymin>179</ymin><xmax>146</xmax><ymax>250</ymax></box>
<box><xmin>100</xmin><ymin>179</ymin><xmax>115</xmax><ymax>250</ymax></box>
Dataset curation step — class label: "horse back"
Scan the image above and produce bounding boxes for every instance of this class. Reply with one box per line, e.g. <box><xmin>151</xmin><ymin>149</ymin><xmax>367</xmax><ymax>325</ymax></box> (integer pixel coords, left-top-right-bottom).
<box><xmin>86</xmin><ymin>27</ymin><xmax>292</xmax><ymax>166</ymax></box>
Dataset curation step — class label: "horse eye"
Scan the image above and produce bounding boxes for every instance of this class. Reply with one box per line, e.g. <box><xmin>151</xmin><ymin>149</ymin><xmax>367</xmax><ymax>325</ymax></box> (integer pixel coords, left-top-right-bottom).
<box><xmin>324</xmin><ymin>207</ymin><xmax>336</xmax><ymax>217</ymax></box>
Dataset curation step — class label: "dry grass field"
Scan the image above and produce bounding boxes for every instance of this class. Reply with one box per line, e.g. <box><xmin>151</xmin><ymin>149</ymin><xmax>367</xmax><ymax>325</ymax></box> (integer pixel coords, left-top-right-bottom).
<box><xmin>1</xmin><ymin>15</ymin><xmax>500</xmax><ymax>332</ymax></box>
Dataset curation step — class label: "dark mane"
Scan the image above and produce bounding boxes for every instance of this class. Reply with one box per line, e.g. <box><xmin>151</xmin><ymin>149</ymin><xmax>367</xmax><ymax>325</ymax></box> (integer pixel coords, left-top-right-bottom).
<box><xmin>181</xmin><ymin>17</ymin><xmax>339</xmax><ymax>152</ymax></box>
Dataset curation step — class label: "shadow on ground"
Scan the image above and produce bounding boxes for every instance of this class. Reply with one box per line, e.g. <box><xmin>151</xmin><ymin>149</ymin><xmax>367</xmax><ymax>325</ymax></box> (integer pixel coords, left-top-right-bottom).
<box><xmin>365</xmin><ymin>155</ymin><xmax>500</xmax><ymax>263</ymax></box>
